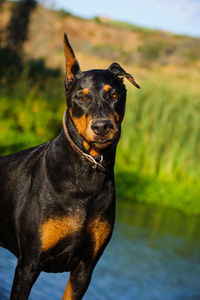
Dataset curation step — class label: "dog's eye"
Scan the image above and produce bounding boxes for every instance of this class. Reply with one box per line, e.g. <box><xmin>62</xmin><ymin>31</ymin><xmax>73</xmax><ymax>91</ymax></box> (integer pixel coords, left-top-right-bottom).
<box><xmin>112</xmin><ymin>93</ymin><xmax>117</xmax><ymax>99</ymax></box>
<box><xmin>76</xmin><ymin>94</ymin><xmax>87</xmax><ymax>101</ymax></box>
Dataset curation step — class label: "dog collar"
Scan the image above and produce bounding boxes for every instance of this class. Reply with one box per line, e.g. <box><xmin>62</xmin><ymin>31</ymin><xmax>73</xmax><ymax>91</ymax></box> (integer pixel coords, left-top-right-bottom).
<box><xmin>62</xmin><ymin>109</ymin><xmax>106</xmax><ymax>172</ymax></box>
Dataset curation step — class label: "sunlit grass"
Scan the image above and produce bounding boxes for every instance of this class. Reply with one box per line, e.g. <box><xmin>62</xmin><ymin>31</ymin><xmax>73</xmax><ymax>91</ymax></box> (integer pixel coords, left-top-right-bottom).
<box><xmin>0</xmin><ymin>94</ymin><xmax>65</xmax><ymax>154</ymax></box>
<box><xmin>118</xmin><ymin>68</ymin><xmax>200</xmax><ymax>181</ymax></box>
<box><xmin>115</xmin><ymin>167</ymin><xmax>200</xmax><ymax>215</ymax></box>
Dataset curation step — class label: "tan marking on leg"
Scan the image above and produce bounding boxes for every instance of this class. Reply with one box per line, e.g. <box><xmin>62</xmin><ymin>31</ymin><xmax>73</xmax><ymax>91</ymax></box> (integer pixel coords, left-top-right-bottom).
<box><xmin>62</xmin><ymin>277</ymin><xmax>74</xmax><ymax>300</ymax></box>
<box><xmin>63</xmin><ymin>261</ymin><xmax>87</xmax><ymax>300</ymax></box>
<box><xmin>87</xmin><ymin>218</ymin><xmax>112</xmax><ymax>256</ymax></box>
<box><xmin>40</xmin><ymin>216</ymin><xmax>81</xmax><ymax>251</ymax></box>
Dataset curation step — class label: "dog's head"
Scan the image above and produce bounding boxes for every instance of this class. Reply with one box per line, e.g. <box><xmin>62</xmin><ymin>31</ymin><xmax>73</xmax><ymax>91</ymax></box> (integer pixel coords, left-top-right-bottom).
<box><xmin>64</xmin><ymin>33</ymin><xmax>140</xmax><ymax>156</ymax></box>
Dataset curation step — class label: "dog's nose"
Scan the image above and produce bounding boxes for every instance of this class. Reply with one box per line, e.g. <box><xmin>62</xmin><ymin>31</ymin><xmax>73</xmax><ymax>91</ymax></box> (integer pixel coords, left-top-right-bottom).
<box><xmin>91</xmin><ymin>119</ymin><xmax>114</xmax><ymax>136</ymax></box>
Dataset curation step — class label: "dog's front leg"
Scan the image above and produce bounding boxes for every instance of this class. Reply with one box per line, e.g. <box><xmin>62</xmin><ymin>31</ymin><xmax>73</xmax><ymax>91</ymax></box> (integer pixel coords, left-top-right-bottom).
<box><xmin>10</xmin><ymin>258</ymin><xmax>41</xmax><ymax>300</ymax></box>
<box><xmin>62</xmin><ymin>260</ymin><xmax>94</xmax><ymax>300</ymax></box>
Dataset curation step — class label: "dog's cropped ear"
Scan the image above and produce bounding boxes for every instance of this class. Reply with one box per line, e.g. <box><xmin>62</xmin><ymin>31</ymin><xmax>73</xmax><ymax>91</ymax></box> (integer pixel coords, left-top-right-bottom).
<box><xmin>108</xmin><ymin>63</ymin><xmax>140</xmax><ymax>89</ymax></box>
<box><xmin>64</xmin><ymin>33</ymin><xmax>81</xmax><ymax>88</ymax></box>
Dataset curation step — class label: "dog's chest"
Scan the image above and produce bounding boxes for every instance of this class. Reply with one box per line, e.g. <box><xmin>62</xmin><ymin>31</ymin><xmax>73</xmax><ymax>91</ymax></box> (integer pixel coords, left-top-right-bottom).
<box><xmin>39</xmin><ymin>214</ymin><xmax>112</xmax><ymax>255</ymax></box>
<box><xmin>39</xmin><ymin>213</ymin><xmax>112</xmax><ymax>273</ymax></box>
<box><xmin>39</xmin><ymin>176</ymin><xmax>114</xmax><ymax>271</ymax></box>
<box><xmin>39</xmin><ymin>215</ymin><xmax>83</xmax><ymax>252</ymax></box>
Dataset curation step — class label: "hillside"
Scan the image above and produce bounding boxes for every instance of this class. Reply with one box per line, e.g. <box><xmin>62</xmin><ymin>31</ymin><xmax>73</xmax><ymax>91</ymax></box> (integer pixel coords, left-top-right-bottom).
<box><xmin>1</xmin><ymin>1</ymin><xmax>200</xmax><ymax>72</ymax></box>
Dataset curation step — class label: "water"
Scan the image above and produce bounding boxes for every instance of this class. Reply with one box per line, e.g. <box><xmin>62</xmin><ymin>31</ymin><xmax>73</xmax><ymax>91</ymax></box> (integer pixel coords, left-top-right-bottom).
<box><xmin>0</xmin><ymin>201</ymin><xmax>200</xmax><ymax>300</ymax></box>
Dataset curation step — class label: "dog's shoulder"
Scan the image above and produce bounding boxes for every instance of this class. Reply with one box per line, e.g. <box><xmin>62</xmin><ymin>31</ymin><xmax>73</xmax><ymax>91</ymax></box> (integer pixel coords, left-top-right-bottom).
<box><xmin>0</xmin><ymin>141</ymin><xmax>52</xmax><ymax>190</ymax></box>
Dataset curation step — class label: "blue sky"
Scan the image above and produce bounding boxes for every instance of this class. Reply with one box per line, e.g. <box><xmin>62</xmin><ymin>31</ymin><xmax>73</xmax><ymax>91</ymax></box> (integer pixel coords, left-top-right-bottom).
<box><xmin>50</xmin><ymin>0</ymin><xmax>200</xmax><ymax>37</ymax></box>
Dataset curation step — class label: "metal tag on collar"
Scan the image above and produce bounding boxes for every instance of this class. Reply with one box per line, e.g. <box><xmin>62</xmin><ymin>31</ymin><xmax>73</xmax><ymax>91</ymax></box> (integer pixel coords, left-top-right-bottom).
<box><xmin>83</xmin><ymin>153</ymin><xmax>98</xmax><ymax>168</ymax></box>
<box><xmin>83</xmin><ymin>153</ymin><xmax>104</xmax><ymax>169</ymax></box>
<box><xmin>92</xmin><ymin>161</ymin><xmax>98</xmax><ymax>169</ymax></box>
<box><xmin>92</xmin><ymin>155</ymin><xmax>103</xmax><ymax>169</ymax></box>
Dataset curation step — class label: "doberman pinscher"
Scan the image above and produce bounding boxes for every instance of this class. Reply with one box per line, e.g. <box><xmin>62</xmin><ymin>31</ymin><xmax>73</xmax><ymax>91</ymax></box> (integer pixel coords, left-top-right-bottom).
<box><xmin>0</xmin><ymin>33</ymin><xmax>139</xmax><ymax>300</ymax></box>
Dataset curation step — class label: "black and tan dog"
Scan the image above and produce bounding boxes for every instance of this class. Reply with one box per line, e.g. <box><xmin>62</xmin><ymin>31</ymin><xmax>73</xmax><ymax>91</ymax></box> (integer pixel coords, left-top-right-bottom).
<box><xmin>0</xmin><ymin>34</ymin><xmax>139</xmax><ymax>300</ymax></box>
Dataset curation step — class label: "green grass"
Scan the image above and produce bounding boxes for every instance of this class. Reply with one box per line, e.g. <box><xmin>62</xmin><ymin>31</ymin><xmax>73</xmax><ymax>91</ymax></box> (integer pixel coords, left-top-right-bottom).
<box><xmin>96</xmin><ymin>18</ymin><xmax>160</xmax><ymax>35</ymax></box>
<box><xmin>0</xmin><ymin>70</ymin><xmax>65</xmax><ymax>155</ymax></box>
<box><xmin>115</xmin><ymin>167</ymin><xmax>200</xmax><ymax>215</ymax></box>
<box><xmin>117</xmin><ymin>70</ymin><xmax>200</xmax><ymax>181</ymax></box>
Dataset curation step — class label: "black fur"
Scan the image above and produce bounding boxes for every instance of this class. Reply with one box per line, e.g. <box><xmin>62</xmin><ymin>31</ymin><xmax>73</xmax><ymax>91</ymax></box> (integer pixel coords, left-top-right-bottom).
<box><xmin>0</xmin><ymin>34</ymin><xmax>139</xmax><ymax>300</ymax></box>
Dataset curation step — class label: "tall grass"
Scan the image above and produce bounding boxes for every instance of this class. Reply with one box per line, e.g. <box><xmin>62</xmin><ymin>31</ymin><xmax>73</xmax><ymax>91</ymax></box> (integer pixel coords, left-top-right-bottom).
<box><xmin>0</xmin><ymin>73</ymin><xmax>65</xmax><ymax>155</ymax></box>
<box><xmin>117</xmin><ymin>69</ymin><xmax>200</xmax><ymax>181</ymax></box>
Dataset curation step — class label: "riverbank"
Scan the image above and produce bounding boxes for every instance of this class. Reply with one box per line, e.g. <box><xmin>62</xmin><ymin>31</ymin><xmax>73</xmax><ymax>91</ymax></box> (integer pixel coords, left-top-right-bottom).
<box><xmin>115</xmin><ymin>166</ymin><xmax>200</xmax><ymax>215</ymax></box>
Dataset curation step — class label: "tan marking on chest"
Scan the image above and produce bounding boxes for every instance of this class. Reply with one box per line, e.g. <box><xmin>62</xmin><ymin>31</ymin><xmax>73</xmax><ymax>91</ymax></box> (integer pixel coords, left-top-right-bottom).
<box><xmin>87</xmin><ymin>218</ymin><xmax>112</xmax><ymax>256</ymax></box>
<box><xmin>40</xmin><ymin>216</ymin><xmax>81</xmax><ymax>251</ymax></box>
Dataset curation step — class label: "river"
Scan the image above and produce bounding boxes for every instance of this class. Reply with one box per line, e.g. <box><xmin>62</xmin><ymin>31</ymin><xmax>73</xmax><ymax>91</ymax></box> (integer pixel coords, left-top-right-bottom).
<box><xmin>0</xmin><ymin>201</ymin><xmax>200</xmax><ymax>300</ymax></box>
